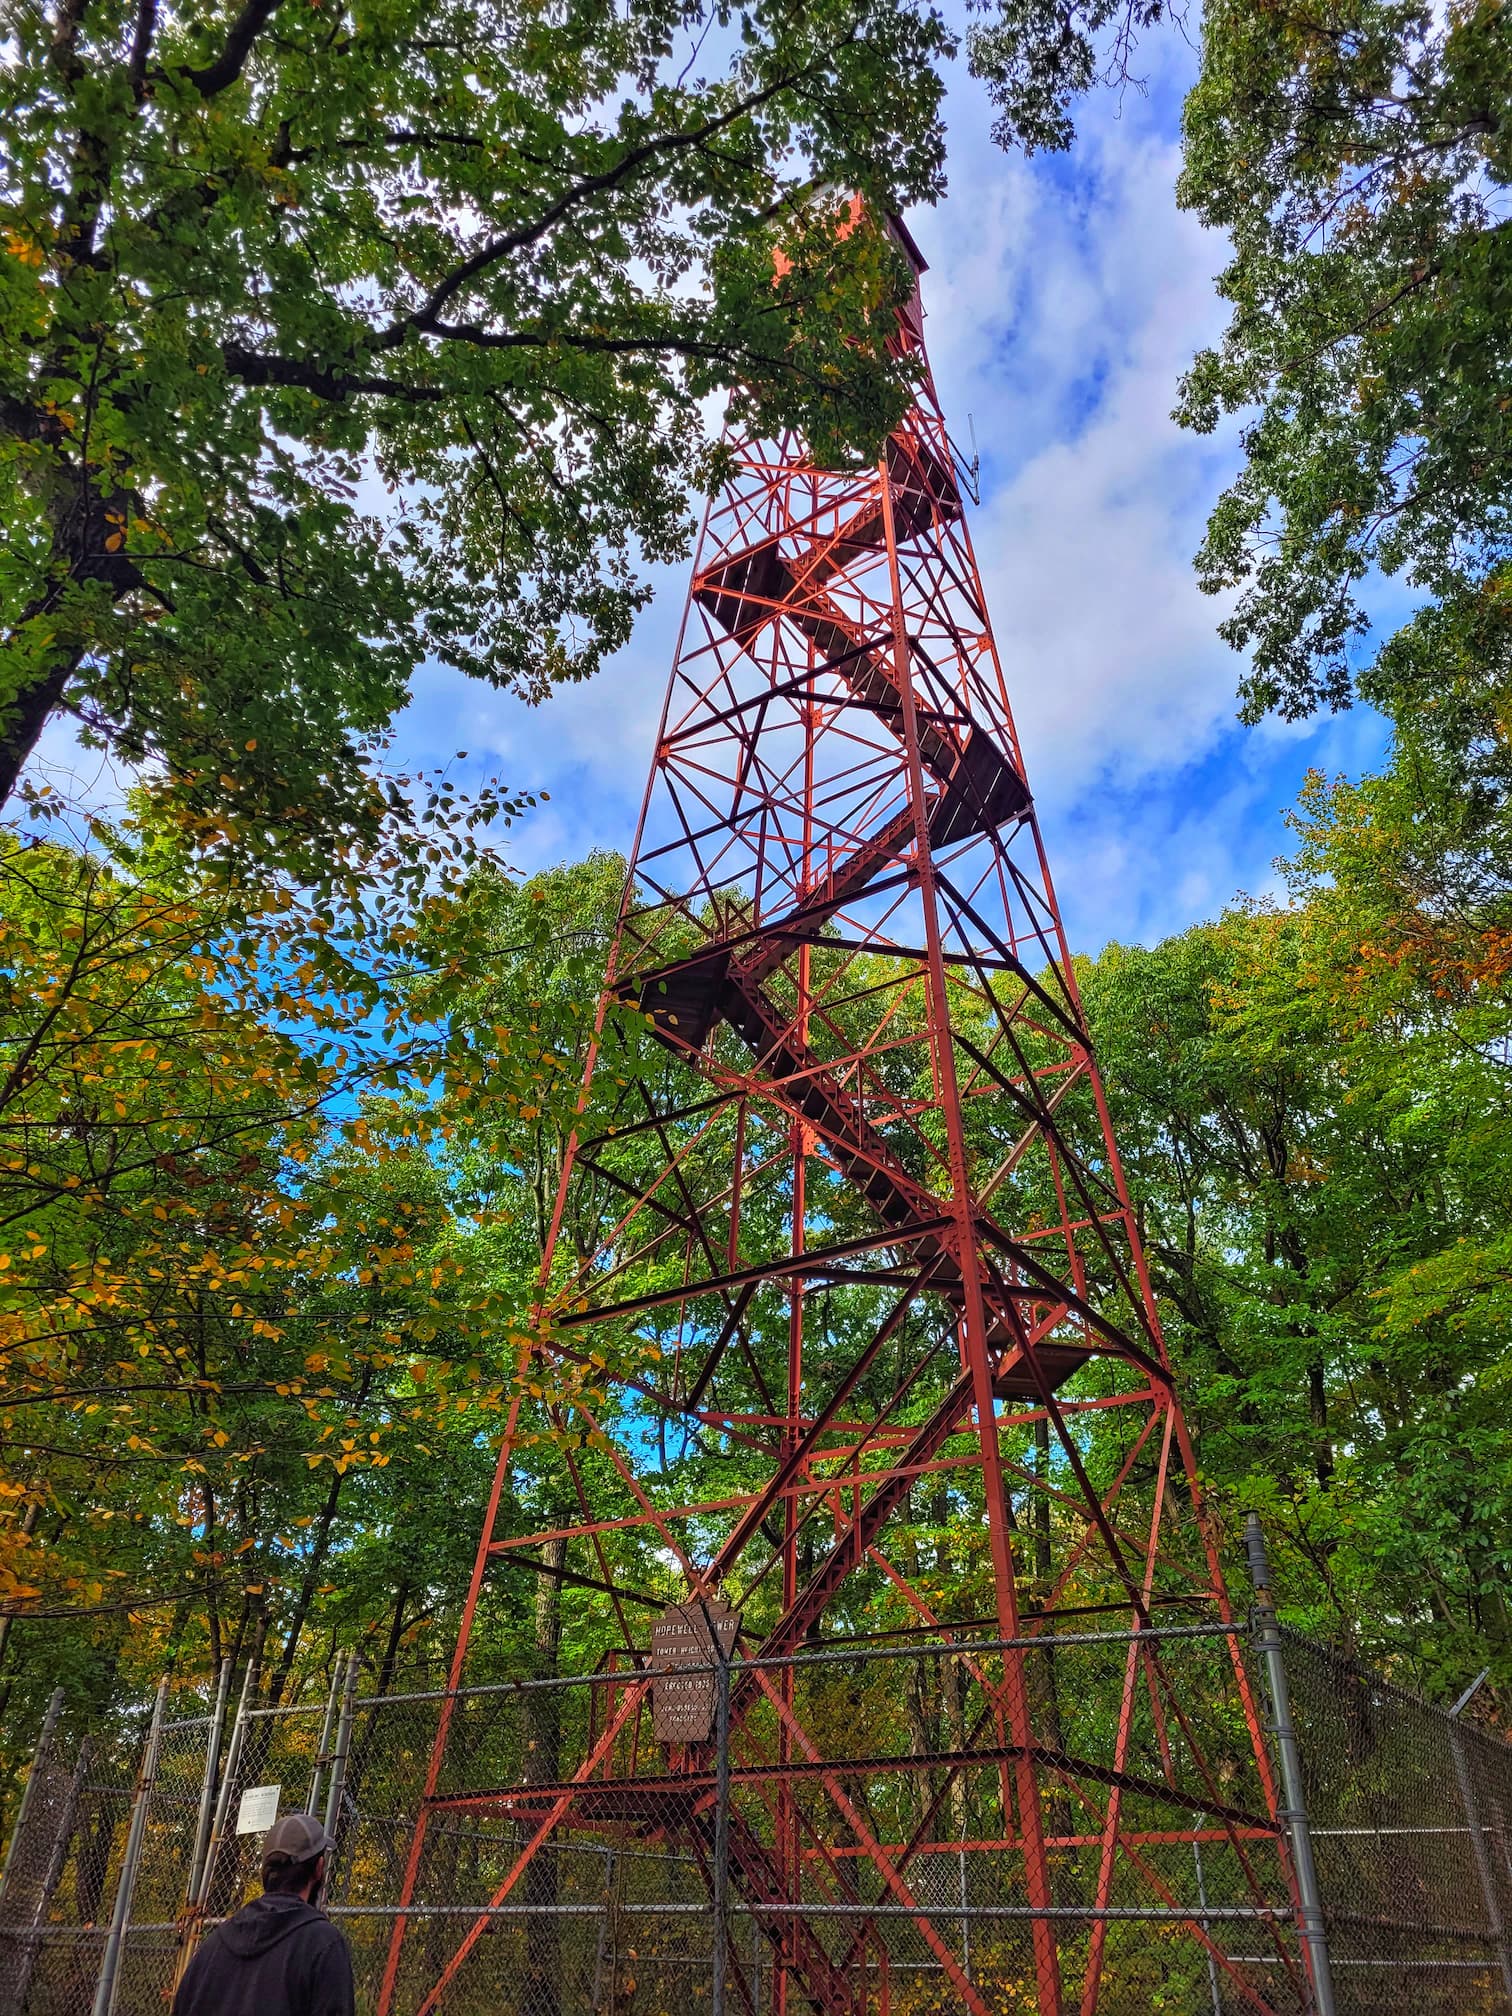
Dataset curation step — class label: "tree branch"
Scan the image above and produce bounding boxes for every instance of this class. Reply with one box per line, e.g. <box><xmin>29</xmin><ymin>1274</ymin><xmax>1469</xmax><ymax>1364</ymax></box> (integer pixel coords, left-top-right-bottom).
<box><xmin>182</xmin><ymin>0</ymin><xmax>284</xmax><ymax>96</ymax></box>
<box><xmin>369</xmin><ymin>51</ymin><xmax>832</xmax><ymax>351</ymax></box>
<box><xmin>278</xmin><ymin>127</ymin><xmax>492</xmax><ymax>164</ymax></box>
<box><xmin>128</xmin><ymin>0</ymin><xmax>158</xmax><ymax>96</ymax></box>
<box><xmin>220</xmin><ymin>343</ymin><xmax>451</xmax><ymax>401</ymax></box>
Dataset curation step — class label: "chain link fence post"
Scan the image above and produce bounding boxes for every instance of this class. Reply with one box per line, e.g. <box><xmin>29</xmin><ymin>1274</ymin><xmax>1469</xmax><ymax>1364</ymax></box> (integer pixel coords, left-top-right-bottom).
<box><xmin>323</xmin><ymin>1647</ymin><xmax>360</xmax><ymax>1841</ymax></box>
<box><xmin>90</xmin><ymin>1675</ymin><xmax>168</xmax><ymax>2016</ymax></box>
<box><xmin>317</xmin><ymin>1646</ymin><xmax>361</xmax><ymax>1918</ymax></box>
<box><xmin>1448</xmin><ymin>1677</ymin><xmax>1512</xmax><ymax>2009</ymax></box>
<box><xmin>306</xmin><ymin>1653</ymin><xmax>346</xmax><ymax>1821</ymax></box>
<box><xmin>1190</xmin><ymin>1815</ymin><xmax>1223</xmax><ymax>2016</ymax></box>
<box><xmin>197</xmin><ymin>1656</ymin><xmax>255</xmax><ymax>1917</ymax></box>
<box><xmin>172</xmin><ymin>1654</ymin><xmax>256</xmax><ymax>2001</ymax></box>
<box><xmin>0</xmin><ymin>1687</ymin><xmax>64</xmax><ymax>1912</ymax></box>
<box><xmin>11</xmin><ymin>1737</ymin><xmax>91</xmax><ymax>2016</ymax></box>
<box><xmin>712</xmin><ymin>1648</ymin><xmax>732</xmax><ymax>2016</ymax></box>
<box><xmin>0</xmin><ymin>1686</ymin><xmax>68</xmax><ymax>2014</ymax></box>
<box><xmin>1244</xmin><ymin>1512</ymin><xmax>1337</xmax><ymax>2016</ymax></box>
<box><xmin>183</xmin><ymin>1659</ymin><xmax>231</xmax><ymax>1919</ymax></box>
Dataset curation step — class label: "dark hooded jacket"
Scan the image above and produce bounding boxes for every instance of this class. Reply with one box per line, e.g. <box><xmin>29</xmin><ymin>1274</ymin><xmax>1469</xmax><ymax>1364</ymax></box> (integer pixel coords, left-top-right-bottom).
<box><xmin>171</xmin><ymin>1891</ymin><xmax>355</xmax><ymax>2016</ymax></box>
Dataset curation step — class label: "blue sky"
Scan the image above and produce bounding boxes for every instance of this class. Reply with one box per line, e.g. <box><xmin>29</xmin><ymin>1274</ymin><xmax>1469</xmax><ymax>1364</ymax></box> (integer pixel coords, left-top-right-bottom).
<box><xmin>380</xmin><ymin>24</ymin><xmax>1391</xmax><ymax>957</ymax></box>
<box><xmin>32</xmin><ymin>16</ymin><xmax>1393</xmax><ymax>954</ymax></box>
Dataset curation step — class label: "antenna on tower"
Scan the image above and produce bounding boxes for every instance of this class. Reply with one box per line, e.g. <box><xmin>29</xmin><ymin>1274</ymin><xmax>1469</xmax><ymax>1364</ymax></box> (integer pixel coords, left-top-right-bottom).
<box><xmin>950</xmin><ymin>410</ymin><xmax>982</xmax><ymax>503</ymax></box>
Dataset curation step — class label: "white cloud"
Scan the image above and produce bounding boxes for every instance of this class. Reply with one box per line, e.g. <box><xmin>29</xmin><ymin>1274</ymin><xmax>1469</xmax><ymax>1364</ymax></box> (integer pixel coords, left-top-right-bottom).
<box><xmin>20</xmin><ymin>23</ymin><xmax>1392</xmax><ymax>955</ymax></box>
<box><xmin>913</xmin><ymin>56</ymin><xmax>1247</xmax><ymax>804</ymax></box>
<box><xmin>402</xmin><ymin>56</ymin><xmax>1280</xmax><ymax>916</ymax></box>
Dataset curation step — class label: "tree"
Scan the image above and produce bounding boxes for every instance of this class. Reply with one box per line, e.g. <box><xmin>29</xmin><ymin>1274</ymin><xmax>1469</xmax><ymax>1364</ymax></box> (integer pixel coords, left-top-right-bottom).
<box><xmin>1081</xmin><ymin>727</ymin><xmax>1512</xmax><ymax>1697</ymax></box>
<box><xmin>0</xmin><ymin>0</ymin><xmax>952</xmax><ymax>833</ymax></box>
<box><xmin>966</xmin><ymin>0</ymin><xmax>1178</xmax><ymax>155</ymax></box>
<box><xmin>968</xmin><ymin>0</ymin><xmax>1509</xmax><ymax>743</ymax></box>
<box><xmin>0</xmin><ymin>777</ymin><xmax>582</xmax><ymax>1736</ymax></box>
<box><xmin>1175</xmin><ymin>0</ymin><xmax>1511</xmax><ymax>723</ymax></box>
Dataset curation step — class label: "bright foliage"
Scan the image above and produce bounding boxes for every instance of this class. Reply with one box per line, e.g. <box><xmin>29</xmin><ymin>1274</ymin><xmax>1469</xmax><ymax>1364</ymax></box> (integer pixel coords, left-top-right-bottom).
<box><xmin>0</xmin><ymin>0</ymin><xmax>952</xmax><ymax>828</ymax></box>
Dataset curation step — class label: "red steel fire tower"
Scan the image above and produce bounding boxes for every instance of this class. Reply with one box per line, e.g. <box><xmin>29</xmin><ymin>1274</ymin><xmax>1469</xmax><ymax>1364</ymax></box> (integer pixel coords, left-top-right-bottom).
<box><xmin>380</xmin><ymin>210</ymin><xmax>1301</xmax><ymax>2016</ymax></box>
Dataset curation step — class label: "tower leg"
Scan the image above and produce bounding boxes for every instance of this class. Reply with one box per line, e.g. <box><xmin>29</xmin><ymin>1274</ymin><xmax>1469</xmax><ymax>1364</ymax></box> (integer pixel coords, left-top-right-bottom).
<box><xmin>391</xmin><ymin>200</ymin><xmax>1293</xmax><ymax>2016</ymax></box>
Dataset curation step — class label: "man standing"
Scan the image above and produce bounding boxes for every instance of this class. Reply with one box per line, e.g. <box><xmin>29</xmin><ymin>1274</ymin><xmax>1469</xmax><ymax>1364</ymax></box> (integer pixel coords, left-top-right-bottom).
<box><xmin>172</xmin><ymin>1812</ymin><xmax>355</xmax><ymax>2016</ymax></box>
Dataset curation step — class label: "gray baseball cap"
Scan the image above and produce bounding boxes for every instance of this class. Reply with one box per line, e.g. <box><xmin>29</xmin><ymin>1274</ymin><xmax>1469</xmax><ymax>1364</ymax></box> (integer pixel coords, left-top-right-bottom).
<box><xmin>262</xmin><ymin>1812</ymin><xmax>336</xmax><ymax>1859</ymax></box>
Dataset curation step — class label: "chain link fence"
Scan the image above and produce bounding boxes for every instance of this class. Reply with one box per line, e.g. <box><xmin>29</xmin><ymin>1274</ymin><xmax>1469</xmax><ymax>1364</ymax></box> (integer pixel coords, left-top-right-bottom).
<box><xmin>1</xmin><ymin>1615</ymin><xmax>1507</xmax><ymax>2016</ymax></box>
<box><xmin>1276</xmin><ymin>1629</ymin><xmax>1512</xmax><ymax>2016</ymax></box>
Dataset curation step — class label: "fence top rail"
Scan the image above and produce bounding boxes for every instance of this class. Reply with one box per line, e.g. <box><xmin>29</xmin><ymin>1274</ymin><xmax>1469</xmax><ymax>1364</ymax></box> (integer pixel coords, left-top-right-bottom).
<box><xmin>243</xmin><ymin>1699</ymin><xmax>334</xmax><ymax>1723</ymax></box>
<box><xmin>311</xmin><ymin>1901</ymin><xmax>1298</xmax><ymax>1921</ymax></box>
<box><xmin>335</xmin><ymin>1618</ymin><xmax>1246</xmax><ymax>1708</ymax></box>
<box><xmin>1278</xmin><ymin>1623</ymin><xmax>1512</xmax><ymax>1754</ymax></box>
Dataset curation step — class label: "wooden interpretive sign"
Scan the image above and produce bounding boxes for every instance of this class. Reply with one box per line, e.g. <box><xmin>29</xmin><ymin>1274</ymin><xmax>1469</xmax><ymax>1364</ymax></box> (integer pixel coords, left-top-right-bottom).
<box><xmin>651</xmin><ymin>1596</ymin><xmax>739</xmax><ymax>1744</ymax></box>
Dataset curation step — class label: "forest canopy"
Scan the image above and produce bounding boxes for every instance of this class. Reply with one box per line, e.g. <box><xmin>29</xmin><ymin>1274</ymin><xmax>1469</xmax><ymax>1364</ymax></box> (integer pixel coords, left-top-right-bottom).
<box><xmin>0</xmin><ymin>0</ymin><xmax>952</xmax><ymax>842</ymax></box>
<box><xmin>2</xmin><ymin>707</ymin><xmax>1509</xmax><ymax>1745</ymax></box>
<box><xmin>0</xmin><ymin>0</ymin><xmax>1509</xmax><ymax>1770</ymax></box>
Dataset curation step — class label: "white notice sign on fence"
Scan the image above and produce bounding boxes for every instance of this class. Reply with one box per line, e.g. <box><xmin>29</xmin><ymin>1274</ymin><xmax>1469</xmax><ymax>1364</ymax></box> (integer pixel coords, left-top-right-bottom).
<box><xmin>236</xmin><ymin>1783</ymin><xmax>281</xmax><ymax>1835</ymax></box>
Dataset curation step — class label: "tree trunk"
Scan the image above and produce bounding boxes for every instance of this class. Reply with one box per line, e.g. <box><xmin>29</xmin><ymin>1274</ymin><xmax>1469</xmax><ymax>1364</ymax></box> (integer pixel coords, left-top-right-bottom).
<box><xmin>204</xmin><ymin>1481</ymin><xmax>222</xmax><ymax>1674</ymax></box>
<box><xmin>374</xmin><ymin>1582</ymin><xmax>412</xmax><ymax>1699</ymax></box>
<box><xmin>266</xmin><ymin>1468</ymin><xmax>346</xmax><ymax>1708</ymax></box>
<box><xmin>1308</xmin><ymin>1360</ymin><xmax>1334</xmax><ymax>1489</ymax></box>
<box><xmin>0</xmin><ymin>647</ymin><xmax>80</xmax><ymax>808</ymax></box>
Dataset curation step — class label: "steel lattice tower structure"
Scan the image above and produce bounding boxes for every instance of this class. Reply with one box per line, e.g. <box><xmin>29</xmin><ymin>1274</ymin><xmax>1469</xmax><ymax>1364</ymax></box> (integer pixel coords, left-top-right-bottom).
<box><xmin>380</xmin><ymin>211</ymin><xmax>1302</xmax><ymax>2016</ymax></box>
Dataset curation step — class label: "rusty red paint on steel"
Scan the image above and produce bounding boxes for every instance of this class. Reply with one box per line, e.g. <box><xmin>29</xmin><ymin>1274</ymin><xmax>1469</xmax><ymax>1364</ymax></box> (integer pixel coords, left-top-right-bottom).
<box><xmin>377</xmin><ymin>212</ymin><xmax>1296</xmax><ymax>2016</ymax></box>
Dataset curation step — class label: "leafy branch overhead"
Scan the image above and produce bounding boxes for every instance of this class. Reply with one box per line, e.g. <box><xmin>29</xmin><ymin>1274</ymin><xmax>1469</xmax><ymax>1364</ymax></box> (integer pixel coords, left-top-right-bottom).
<box><xmin>0</xmin><ymin>0</ymin><xmax>953</xmax><ymax>836</ymax></box>
<box><xmin>970</xmin><ymin>0</ymin><xmax>1510</xmax><ymax>736</ymax></box>
<box><xmin>1176</xmin><ymin>0</ymin><xmax>1510</xmax><ymax>722</ymax></box>
<box><xmin>966</xmin><ymin>0</ymin><xmax>1176</xmax><ymax>156</ymax></box>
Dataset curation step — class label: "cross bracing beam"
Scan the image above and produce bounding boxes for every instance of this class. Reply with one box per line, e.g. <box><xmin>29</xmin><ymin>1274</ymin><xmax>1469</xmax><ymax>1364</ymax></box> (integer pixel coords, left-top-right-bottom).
<box><xmin>379</xmin><ymin>207</ymin><xmax>1298</xmax><ymax>2016</ymax></box>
